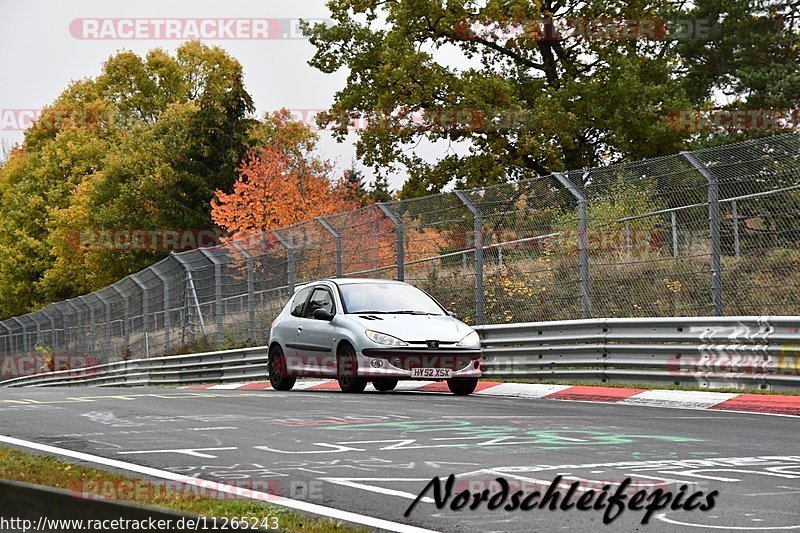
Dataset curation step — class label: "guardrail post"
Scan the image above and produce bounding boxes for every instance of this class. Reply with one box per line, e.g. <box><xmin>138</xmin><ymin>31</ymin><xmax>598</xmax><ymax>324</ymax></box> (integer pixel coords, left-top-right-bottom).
<box><xmin>232</xmin><ymin>242</ymin><xmax>255</xmax><ymax>342</ymax></box>
<box><xmin>732</xmin><ymin>200</ymin><xmax>740</xmax><ymax>257</ymax></box>
<box><xmin>199</xmin><ymin>250</ymin><xmax>224</xmax><ymax>348</ymax></box>
<box><xmin>454</xmin><ymin>190</ymin><xmax>485</xmax><ymax>325</ymax></box>
<box><xmin>130</xmin><ymin>274</ymin><xmax>149</xmax><ymax>357</ymax></box>
<box><xmin>270</xmin><ymin>230</ymin><xmax>295</xmax><ymax>293</ymax></box>
<box><xmin>682</xmin><ymin>151</ymin><xmax>723</xmax><ymax>316</ymax></box>
<box><xmin>553</xmin><ymin>172</ymin><xmax>591</xmax><ymax>319</ymax></box>
<box><xmin>376</xmin><ymin>204</ymin><xmax>404</xmax><ymax>281</ymax></box>
<box><xmin>316</xmin><ymin>216</ymin><xmax>342</xmax><ymax>278</ymax></box>
<box><xmin>152</xmin><ymin>267</ymin><xmax>172</xmax><ymax>352</ymax></box>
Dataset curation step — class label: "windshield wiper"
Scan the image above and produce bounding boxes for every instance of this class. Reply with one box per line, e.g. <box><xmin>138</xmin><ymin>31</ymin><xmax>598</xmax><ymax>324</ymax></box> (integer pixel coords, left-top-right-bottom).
<box><xmin>352</xmin><ymin>310</ymin><xmax>439</xmax><ymax>315</ymax></box>
<box><xmin>385</xmin><ymin>310</ymin><xmax>440</xmax><ymax>315</ymax></box>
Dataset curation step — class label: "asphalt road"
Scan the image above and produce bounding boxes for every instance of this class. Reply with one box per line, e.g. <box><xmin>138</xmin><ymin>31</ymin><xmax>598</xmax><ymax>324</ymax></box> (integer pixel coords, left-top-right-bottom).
<box><xmin>0</xmin><ymin>385</ymin><xmax>799</xmax><ymax>532</ymax></box>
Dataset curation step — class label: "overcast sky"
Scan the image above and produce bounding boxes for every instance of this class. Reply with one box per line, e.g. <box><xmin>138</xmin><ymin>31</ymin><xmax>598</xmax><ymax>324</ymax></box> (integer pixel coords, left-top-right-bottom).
<box><xmin>0</xmin><ymin>0</ymin><xmax>451</xmax><ymax>192</ymax></box>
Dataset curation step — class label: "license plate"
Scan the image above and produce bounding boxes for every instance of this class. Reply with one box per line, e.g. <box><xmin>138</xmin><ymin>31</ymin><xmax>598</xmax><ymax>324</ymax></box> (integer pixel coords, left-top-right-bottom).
<box><xmin>411</xmin><ymin>368</ymin><xmax>452</xmax><ymax>379</ymax></box>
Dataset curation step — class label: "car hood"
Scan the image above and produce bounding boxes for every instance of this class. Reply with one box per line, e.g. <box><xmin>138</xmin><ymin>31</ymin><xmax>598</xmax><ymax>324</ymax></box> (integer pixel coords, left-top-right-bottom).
<box><xmin>345</xmin><ymin>314</ymin><xmax>473</xmax><ymax>343</ymax></box>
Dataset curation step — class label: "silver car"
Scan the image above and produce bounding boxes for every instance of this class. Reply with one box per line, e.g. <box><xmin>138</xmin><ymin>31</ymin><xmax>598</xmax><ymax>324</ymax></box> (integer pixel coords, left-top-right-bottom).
<box><xmin>267</xmin><ymin>278</ymin><xmax>483</xmax><ymax>395</ymax></box>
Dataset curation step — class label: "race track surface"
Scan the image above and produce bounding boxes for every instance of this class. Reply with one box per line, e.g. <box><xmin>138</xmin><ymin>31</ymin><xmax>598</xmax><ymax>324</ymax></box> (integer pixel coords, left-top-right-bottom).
<box><xmin>1</xmin><ymin>386</ymin><xmax>799</xmax><ymax>532</ymax></box>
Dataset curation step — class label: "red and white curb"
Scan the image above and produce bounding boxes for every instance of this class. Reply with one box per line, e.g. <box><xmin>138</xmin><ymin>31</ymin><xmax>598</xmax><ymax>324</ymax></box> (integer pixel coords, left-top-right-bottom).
<box><xmin>182</xmin><ymin>380</ymin><xmax>800</xmax><ymax>417</ymax></box>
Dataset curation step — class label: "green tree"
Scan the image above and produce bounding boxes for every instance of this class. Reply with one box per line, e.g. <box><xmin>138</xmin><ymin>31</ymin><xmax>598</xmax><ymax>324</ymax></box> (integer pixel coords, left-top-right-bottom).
<box><xmin>303</xmin><ymin>0</ymin><xmax>694</xmax><ymax>197</ymax></box>
<box><xmin>368</xmin><ymin>174</ymin><xmax>393</xmax><ymax>203</ymax></box>
<box><xmin>0</xmin><ymin>42</ymin><xmax>263</xmax><ymax>316</ymax></box>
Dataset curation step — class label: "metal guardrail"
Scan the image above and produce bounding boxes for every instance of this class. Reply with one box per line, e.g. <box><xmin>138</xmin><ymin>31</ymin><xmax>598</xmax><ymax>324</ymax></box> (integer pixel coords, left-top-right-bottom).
<box><xmin>0</xmin><ymin>347</ymin><xmax>268</xmax><ymax>388</ymax></box>
<box><xmin>2</xmin><ymin>316</ymin><xmax>799</xmax><ymax>391</ymax></box>
<box><xmin>476</xmin><ymin>316</ymin><xmax>800</xmax><ymax>391</ymax></box>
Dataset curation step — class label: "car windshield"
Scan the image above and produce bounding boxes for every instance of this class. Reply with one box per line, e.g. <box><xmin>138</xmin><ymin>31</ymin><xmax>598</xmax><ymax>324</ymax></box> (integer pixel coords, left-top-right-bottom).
<box><xmin>339</xmin><ymin>283</ymin><xmax>445</xmax><ymax>315</ymax></box>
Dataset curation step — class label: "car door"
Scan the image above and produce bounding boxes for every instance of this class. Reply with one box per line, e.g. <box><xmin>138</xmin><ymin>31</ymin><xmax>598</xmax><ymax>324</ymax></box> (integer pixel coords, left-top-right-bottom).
<box><xmin>278</xmin><ymin>286</ymin><xmax>313</xmax><ymax>371</ymax></box>
<box><xmin>294</xmin><ymin>286</ymin><xmax>337</xmax><ymax>375</ymax></box>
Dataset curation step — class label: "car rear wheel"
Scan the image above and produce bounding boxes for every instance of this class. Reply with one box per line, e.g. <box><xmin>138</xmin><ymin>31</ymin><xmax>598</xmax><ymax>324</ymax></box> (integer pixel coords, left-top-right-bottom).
<box><xmin>337</xmin><ymin>344</ymin><xmax>367</xmax><ymax>393</ymax></box>
<box><xmin>372</xmin><ymin>378</ymin><xmax>398</xmax><ymax>392</ymax></box>
<box><xmin>447</xmin><ymin>377</ymin><xmax>478</xmax><ymax>396</ymax></box>
<box><xmin>268</xmin><ymin>345</ymin><xmax>296</xmax><ymax>391</ymax></box>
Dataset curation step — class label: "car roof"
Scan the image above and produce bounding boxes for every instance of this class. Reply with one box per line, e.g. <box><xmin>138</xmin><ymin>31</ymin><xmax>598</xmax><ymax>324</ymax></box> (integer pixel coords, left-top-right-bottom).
<box><xmin>293</xmin><ymin>278</ymin><xmax>406</xmax><ymax>292</ymax></box>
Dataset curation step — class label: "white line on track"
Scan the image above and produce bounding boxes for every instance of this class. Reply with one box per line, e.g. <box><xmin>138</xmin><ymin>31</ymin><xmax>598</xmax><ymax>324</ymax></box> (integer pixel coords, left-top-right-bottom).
<box><xmin>0</xmin><ymin>434</ymin><xmax>439</xmax><ymax>533</ymax></box>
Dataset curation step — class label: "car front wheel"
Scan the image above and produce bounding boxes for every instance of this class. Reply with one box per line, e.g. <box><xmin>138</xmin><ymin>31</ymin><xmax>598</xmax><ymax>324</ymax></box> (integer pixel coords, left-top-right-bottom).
<box><xmin>337</xmin><ymin>344</ymin><xmax>367</xmax><ymax>393</ymax></box>
<box><xmin>447</xmin><ymin>377</ymin><xmax>478</xmax><ymax>396</ymax></box>
<box><xmin>268</xmin><ymin>345</ymin><xmax>296</xmax><ymax>391</ymax></box>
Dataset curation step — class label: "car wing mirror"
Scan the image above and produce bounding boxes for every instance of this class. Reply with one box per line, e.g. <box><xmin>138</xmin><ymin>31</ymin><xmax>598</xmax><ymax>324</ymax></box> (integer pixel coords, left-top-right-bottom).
<box><xmin>313</xmin><ymin>308</ymin><xmax>334</xmax><ymax>321</ymax></box>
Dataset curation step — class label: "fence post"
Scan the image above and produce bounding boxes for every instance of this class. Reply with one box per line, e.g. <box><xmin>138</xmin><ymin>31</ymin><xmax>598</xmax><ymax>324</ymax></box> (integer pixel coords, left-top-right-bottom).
<box><xmin>199</xmin><ymin>250</ymin><xmax>224</xmax><ymax>349</ymax></box>
<box><xmin>152</xmin><ymin>267</ymin><xmax>172</xmax><ymax>352</ymax></box>
<box><xmin>110</xmin><ymin>286</ymin><xmax>130</xmax><ymax>349</ymax></box>
<box><xmin>624</xmin><ymin>220</ymin><xmax>631</xmax><ymax>258</ymax></box>
<box><xmin>0</xmin><ymin>322</ymin><xmax>10</xmax><ymax>356</ymax></box>
<box><xmin>271</xmin><ymin>230</ymin><xmax>295</xmax><ymax>293</ymax></box>
<box><xmin>376</xmin><ymin>204</ymin><xmax>405</xmax><ymax>281</ymax></box>
<box><xmin>232</xmin><ymin>242</ymin><xmax>255</xmax><ymax>342</ymax></box>
<box><xmin>32</xmin><ymin>314</ymin><xmax>43</xmax><ymax>350</ymax></box>
<box><xmin>51</xmin><ymin>303</ymin><xmax>66</xmax><ymax>354</ymax></box>
<box><xmin>682</xmin><ymin>151</ymin><xmax>723</xmax><ymax>316</ymax></box>
<box><xmin>732</xmin><ymin>200</ymin><xmax>740</xmax><ymax>257</ymax></box>
<box><xmin>94</xmin><ymin>293</ymin><xmax>113</xmax><ymax>353</ymax></box>
<box><xmin>553</xmin><ymin>172</ymin><xmax>591</xmax><ymax>319</ymax></box>
<box><xmin>671</xmin><ymin>211</ymin><xmax>679</xmax><ymax>258</ymax></box>
<box><xmin>316</xmin><ymin>216</ymin><xmax>342</xmax><ymax>278</ymax></box>
<box><xmin>454</xmin><ymin>190</ymin><xmax>485</xmax><ymax>325</ymax></box>
<box><xmin>65</xmin><ymin>300</ymin><xmax>83</xmax><ymax>354</ymax></box>
<box><xmin>130</xmin><ymin>274</ymin><xmax>149</xmax><ymax>357</ymax></box>
<box><xmin>41</xmin><ymin>306</ymin><xmax>58</xmax><ymax>353</ymax></box>
<box><xmin>171</xmin><ymin>252</ymin><xmax>207</xmax><ymax>344</ymax></box>
<box><xmin>10</xmin><ymin>317</ymin><xmax>26</xmax><ymax>354</ymax></box>
<box><xmin>79</xmin><ymin>296</ymin><xmax>95</xmax><ymax>354</ymax></box>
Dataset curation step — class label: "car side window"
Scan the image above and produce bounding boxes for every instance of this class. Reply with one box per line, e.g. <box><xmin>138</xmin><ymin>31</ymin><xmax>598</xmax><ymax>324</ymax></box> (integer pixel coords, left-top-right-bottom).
<box><xmin>290</xmin><ymin>287</ymin><xmax>313</xmax><ymax>317</ymax></box>
<box><xmin>303</xmin><ymin>288</ymin><xmax>334</xmax><ymax>318</ymax></box>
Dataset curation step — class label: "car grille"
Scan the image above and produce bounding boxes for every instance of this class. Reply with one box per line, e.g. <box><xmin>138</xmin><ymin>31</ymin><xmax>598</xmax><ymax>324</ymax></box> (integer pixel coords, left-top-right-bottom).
<box><xmin>386</xmin><ymin>355</ymin><xmax>474</xmax><ymax>371</ymax></box>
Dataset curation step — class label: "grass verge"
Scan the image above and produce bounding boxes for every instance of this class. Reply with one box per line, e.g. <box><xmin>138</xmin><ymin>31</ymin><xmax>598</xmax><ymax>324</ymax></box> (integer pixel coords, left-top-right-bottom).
<box><xmin>0</xmin><ymin>446</ymin><xmax>366</xmax><ymax>533</ymax></box>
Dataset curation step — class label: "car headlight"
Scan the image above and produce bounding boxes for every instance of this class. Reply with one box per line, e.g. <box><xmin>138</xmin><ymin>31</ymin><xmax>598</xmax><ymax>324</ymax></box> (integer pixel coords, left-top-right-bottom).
<box><xmin>456</xmin><ymin>330</ymin><xmax>480</xmax><ymax>347</ymax></box>
<box><xmin>365</xmin><ymin>330</ymin><xmax>408</xmax><ymax>346</ymax></box>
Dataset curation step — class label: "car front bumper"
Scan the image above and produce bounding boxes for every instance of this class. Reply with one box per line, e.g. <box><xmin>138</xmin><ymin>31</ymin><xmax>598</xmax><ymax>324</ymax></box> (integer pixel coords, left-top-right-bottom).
<box><xmin>357</xmin><ymin>347</ymin><xmax>483</xmax><ymax>379</ymax></box>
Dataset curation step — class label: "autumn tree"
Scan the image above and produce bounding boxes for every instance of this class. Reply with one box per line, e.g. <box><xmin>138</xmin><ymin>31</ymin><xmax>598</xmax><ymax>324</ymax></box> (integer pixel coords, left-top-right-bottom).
<box><xmin>211</xmin><ymin>143</ymin><xmax>361</xmax><ymax>240</ymax></box>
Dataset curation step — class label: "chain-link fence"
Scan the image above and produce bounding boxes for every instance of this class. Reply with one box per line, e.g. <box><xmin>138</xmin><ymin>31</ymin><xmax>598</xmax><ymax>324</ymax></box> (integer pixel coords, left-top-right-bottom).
<box><xmin>1</xmin><ymin>133</ymin><xmax>799</xmax><ymax>369</ymax></box>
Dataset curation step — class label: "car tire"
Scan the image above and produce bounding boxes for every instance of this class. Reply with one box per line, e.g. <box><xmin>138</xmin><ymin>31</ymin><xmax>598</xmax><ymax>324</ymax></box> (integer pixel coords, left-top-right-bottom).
<box><xmin>372</xmin><ymin>378</ymin><xmax>398</xmax><ymax>392</ymax></box>
<box><xmin>268</xmin><ymin>345</ymin><xmax>296</xmax><ymax>391</ymax></box>
<box><xmin>447</xmin><ymin>377</ymin><xmax>478</xmax><ymax>396</ymax></box>
<box><xmin>337</xmin><ymin>344</ymin><xmax>367</xmax><ymax>393</ymax></box>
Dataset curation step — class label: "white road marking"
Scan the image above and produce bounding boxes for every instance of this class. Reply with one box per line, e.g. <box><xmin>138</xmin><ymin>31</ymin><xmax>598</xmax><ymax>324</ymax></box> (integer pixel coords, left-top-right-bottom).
<box><xmin>0</xmin><ymin>434</ymin><xmax>439</xmax><ymax>533</ymax></box>
<box><xmin>656</xmin><ymin>514</ymin><xmax>800</xmax><ymax>530</ymax></box>
<box><xmin>319</xmin><ymin>478</ymin><xmax>435</xmax><ymax>503</ymax></box>
<box><xmin>117</xmin><ymin>447</ymin><xmax>238</xmax><ymax>458</ymax></box>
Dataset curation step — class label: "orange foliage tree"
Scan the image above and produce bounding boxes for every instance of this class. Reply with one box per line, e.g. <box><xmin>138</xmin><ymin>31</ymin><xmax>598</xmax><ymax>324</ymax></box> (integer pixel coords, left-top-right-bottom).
<box><xmin>211</xmin><ymin>145</ymin><xmax>360</xmax><ymax>240</ymax></box>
